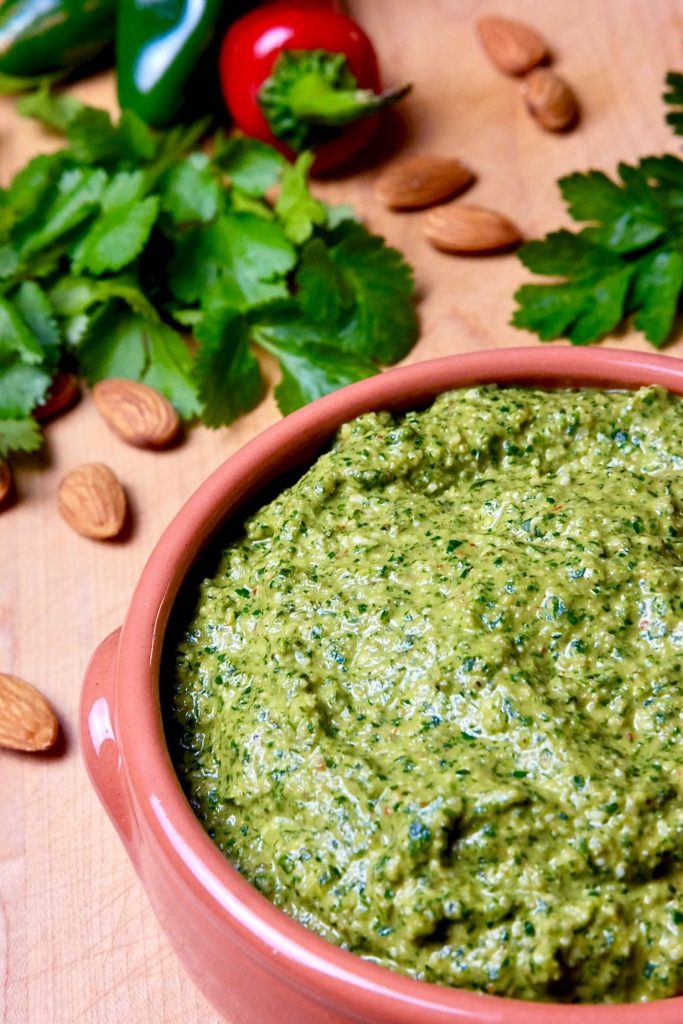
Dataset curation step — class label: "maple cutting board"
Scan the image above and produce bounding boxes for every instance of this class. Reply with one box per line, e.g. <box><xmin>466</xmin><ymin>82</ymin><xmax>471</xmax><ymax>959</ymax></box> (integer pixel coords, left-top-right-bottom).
<box><xmin>1</xmin><ymin>1</ymin><xmax>682</xmax><ymax>1021</ymax></box>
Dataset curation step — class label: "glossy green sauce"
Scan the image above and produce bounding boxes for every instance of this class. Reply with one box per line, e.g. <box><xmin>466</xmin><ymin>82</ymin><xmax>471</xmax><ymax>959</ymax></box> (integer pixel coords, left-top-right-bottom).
<box><xmin>171</xmin><ymin>385</ymin><xmax>683</xmax><ymax>1003</ymax></box>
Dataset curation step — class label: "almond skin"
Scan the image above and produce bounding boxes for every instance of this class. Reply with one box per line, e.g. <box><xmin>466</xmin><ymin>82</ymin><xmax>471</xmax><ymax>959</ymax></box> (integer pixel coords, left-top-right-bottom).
<box><xmin>522</xmin><ymin>68</ymin><xmax>578</xmax><ymax>131</ymax></box>
<box><xmin>58</xmin><ymin>463</ymin><xmax>127</xmax><ymax>540</ymax></box>
<box><xmin>34</xmin><ymin>372</ymin><xmax>80</xmax><ymax>422</ymax></box>
<box><xmin>424</xmin><ymin>204</ymin><xmax>522</xmax><ymax>254</ymax></box>
<box><xmin>0</xmin><ymin>672</ymin><xmax>58</xmax><ymax>752</ymax></box>
<box><xmin>477</xmin><ymin>16</ymin><xmax>548</xmax><ymax>76</ymax></box>
<box><xmin>0</xmin><ymin>460</ymin><xmax>11</xmax><ymax>506</ymax></box>
<box><xmin>92</xmin><ymin>378</ymin><xmax>180</xmax><ymax>449</ymax></box>
<box><xmin>375</xmin><ymin>155</ymin><xmax>475</xmax><ymax>210</ymax></box>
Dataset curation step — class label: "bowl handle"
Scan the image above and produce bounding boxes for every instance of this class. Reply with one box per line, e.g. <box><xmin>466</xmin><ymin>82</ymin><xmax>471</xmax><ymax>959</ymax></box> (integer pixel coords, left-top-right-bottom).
<box><xmin>80</xmin><ymin>628</ymin><xmax>137</xmax><ymax>850</ymax></box>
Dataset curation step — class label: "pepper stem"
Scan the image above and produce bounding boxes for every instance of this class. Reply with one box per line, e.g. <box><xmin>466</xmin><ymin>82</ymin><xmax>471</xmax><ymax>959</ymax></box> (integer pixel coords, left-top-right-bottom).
<box><xmin>287</xmin><ymin>74</ymin><xmax>411</xmax><ymax>125</ymax></box>
<box><xmin>258</xmin><ymin>49</ymin><xmax>411</xmax><ymax>152</ymax></box>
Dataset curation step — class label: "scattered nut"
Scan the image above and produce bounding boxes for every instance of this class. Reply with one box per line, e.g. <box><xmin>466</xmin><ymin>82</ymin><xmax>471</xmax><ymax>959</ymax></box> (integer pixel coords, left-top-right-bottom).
<box><xmin>0</xmin><ymin>672</ymin><xmax>58</xmax><ymax>752</ymax></box>
<box><xmin>375</xmin><ymin>155</ymin><xmax>475</xmax><ymax>210</ymax></box>
<box><xmin>424</xmin><ymin>204</ymin><xmax>522</xmax><ymax>254</ymax></box>
<box><xmin>477</xmin><ymin>16</ymin><xmax>548</xmax><ymax>76</ymax></box>
<box><xmin>0</xmin><ymin>460</ymin><xmax>11</xmax><ymax>506</ymax></box>
<box><xmin>34</xmin><ymin>372</ymin><xmax>80</xmax><ymax>422</ymax></box>
<box><xmin>58</xmin><ymin>463</ymin><xmax>127</xmax><ymax>540</ymax></box>
<box><xmin>92</xmin><ymin>378</ymin><xmax>180</xmax><ymax>449</ymax></box>
<box><xmin>522</xmin><ymin>68</ymin><xmax>578</xmax><ymax>131</ymax></box>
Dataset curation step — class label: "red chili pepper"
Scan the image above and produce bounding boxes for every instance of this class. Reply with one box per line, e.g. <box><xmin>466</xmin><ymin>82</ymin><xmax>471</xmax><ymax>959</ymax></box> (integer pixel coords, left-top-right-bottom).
<box><xmin>218</xmin><ymin>0</ymin><xmax>410</xmax><ymax>173</ymax></box>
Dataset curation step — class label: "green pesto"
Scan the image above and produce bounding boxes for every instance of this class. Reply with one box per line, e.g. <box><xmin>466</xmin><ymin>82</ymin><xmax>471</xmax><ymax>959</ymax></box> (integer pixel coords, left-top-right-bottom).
<box><xmin>171</xmin><ymin>385</ymin><xmax>683</xmax><ymax>1003</ymax></box>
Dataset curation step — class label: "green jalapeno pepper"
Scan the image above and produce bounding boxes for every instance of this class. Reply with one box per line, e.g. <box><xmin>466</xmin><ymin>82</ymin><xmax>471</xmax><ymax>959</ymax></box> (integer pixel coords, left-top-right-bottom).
<box><xmin>116</xmin><ymin>0</ymin><xmax>232</xmax><ymax>127</ymax></box>
<box><xmin>0</xmin><ymin>0</ymin><xmax>116</xmax><ymax>77</ymax></box>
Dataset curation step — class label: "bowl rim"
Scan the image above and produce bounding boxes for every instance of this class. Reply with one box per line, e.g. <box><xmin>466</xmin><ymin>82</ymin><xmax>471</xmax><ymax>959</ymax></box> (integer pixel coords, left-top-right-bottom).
<box><xmin>114</xmin><ymin>346</ymin><xmax>683</xmax><ymax>1022</ymax></box>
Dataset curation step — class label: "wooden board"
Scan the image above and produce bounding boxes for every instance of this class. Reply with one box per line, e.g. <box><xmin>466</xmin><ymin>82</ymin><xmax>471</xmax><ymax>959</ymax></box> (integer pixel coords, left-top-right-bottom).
<box><xmin>1</xmin><ymin>1</ymin><xmax>681</xmax><ymax>1020</ymax></box>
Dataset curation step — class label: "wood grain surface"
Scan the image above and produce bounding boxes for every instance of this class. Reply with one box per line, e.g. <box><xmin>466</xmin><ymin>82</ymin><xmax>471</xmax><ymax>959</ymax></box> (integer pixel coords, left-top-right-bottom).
<box><xmin>2</xmin><ymin>1</ymin><xmax>682</xmax><ymax>1021</ymax></box>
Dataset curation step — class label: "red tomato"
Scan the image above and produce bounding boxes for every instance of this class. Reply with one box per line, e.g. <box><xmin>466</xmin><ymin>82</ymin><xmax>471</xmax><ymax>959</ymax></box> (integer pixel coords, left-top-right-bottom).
<box><xmin>218</xmin><ymin>2</ymin><xmax>385</xmax><ymax>174</ymax></box>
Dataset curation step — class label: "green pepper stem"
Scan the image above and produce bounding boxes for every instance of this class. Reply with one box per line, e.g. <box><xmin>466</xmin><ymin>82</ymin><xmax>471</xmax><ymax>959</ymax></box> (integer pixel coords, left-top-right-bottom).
<box><xmin>258</xmin><ymin>49</ymin><xmax>411</xmax><ymax>151</ymax></box>
<box><xmin>287</xmin><ymin>74</ymin><xmax>411</xmax><ymax>126</ymax></box>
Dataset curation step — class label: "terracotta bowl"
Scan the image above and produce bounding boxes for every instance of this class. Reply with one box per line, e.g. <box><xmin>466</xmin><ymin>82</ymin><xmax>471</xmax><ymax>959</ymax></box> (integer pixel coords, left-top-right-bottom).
<box><xmin>81</xmin><ymin>346</ymin><xmax>683</xmax><ymax>1024</ymax></box>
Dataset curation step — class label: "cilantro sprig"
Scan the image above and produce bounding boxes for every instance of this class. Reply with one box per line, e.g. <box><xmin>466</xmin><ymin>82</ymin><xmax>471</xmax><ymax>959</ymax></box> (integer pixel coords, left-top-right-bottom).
<box><xmin>0</xmin><ymin>88</ymin><xmax>418</xmax><ymax>458</ymax></box>
<box><xmin>512</xmin><ymin>71</ymin><xmax>683</xmax><ymax>348</ymax></box>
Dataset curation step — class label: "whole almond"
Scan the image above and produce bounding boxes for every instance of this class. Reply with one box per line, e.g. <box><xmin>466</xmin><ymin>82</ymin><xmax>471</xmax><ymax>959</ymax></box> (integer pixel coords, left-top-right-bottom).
<box><xmin>375</xmin><ymin>155</ymin><xmax>475</xmax><ymax>210</ymax></box>
<box><xmin>477</xmin><ymin>16</ymin><xmax>548</xmax><ymax>76</ymax></box>
<box><xmin>34</xmin><ymin>371</ymin><xmax>80</xmax><ymax>422</ymax></box>
<box><xmin>92</xmin><ymin>378</ymin><xmax>180</xmax><ymax>449</ymax></box>
<box><xmin>0</xmin><ymin>672</ymin><xmax>58</xmax><ymax>752</ymax></box>
<box><xmin>424</xmin><ymin>205</ymin><xmax>522</xmax><ymax>254</ymax></box>
<box><xmin>522</xmin><ymin>68</ymin><xmax>578</xmax><ymax>131</ymax></box>
<box><xmin>0</xmin><ymin>460</ymin><xmax>11</xmax><ymax>506</ymax></box>
<box><xmin>58</xmin><ymin>463</ymin><xmax>127</xmax><ymax>540</ymax></box>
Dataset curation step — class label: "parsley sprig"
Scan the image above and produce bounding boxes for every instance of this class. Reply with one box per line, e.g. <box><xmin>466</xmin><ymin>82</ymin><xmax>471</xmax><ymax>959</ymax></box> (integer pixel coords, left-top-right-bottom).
<box><xmin>512</xmin><ymin>71</ymin><xmax>683</xmax><ymax>348</ymax></box>
<box><xmin>0</xmin><ymin>88</ymin><xmax>418</xmax><ymax>458</ymax></box>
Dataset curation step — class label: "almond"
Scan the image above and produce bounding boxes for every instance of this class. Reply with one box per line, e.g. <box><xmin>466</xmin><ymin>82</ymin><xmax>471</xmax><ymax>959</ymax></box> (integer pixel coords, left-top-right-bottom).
<box><xmin>424</xmin><ymin>204</ymin><xmax>522</xmax><ymax>254</ymax></box>
<box><xmin>477</xmin><ymin>16</ymin><xmax>548</xmax><ymax>76</ymax></box>
<box><xmin>0</xmin><ymin>460</ymin><xmax>11</xmax><ymax>506</ymax></box>
<box><xmin>58</xmin><ymin>463</ymin><xmax>127</xmax><ymax>540</ymax></box>
<box><xmin>522</xmin><ymin>68</ymin><xmax>578</xmax><ymax>131</ymax></box>
<box><xmin>375</xmin><ymin>155</ymin><xmax>475</xmax><ymax>210</ymax></box>
<box><xmin>0</xmin><ymin>672</ymin><xmax>58</xmax><ymax>752</ymax></box>
<box><xmin>34</xmin><ymin>372</ymin><xmax>80</xmax><ymax>422</ymax></box>
<box><xmin>92</xmin><ymin>378</ymin><xmax>180</xmax><ymax>449</ymax></box>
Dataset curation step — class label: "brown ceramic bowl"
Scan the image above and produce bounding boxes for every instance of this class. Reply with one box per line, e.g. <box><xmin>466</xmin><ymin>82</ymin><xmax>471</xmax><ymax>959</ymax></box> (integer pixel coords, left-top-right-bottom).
<box><xmin>81</xmin><ymin>347</ymin><xmax>683</xmax><ymax>1023</ymax></box>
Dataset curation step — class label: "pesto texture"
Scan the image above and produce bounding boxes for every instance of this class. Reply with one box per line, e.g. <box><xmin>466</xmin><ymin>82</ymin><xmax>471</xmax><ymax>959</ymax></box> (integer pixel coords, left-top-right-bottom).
<box><xmin>172</xmin><ymin>385</ymin><xmax>683</xmax><ymax>1003</ymax></box>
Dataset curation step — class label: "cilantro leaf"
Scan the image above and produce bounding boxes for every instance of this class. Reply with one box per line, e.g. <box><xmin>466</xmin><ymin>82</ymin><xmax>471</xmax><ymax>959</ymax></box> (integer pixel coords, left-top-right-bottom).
<box><xmin>18</xmin><ymin>167</ymin><xmax>107</xmax><ymax>256</ymax></box>
<box><xmin>0</xmin><ymin>416</ymin><xmax>42</xmax><ymax>457</ymax></box>
<box><xmin>14</xmin><ymin>282</ymin><xmax>61</xmax><ymax>370</ymax></box>
<box><xmin>159</xmin><ymin>152</ymin><xmax>221</xmax><ymax>225</ymax></box>
<box><xmin>274</xmin><ymin>152</ymin><xmax>327</xmax><ymax>244</ymax></box>
<box><xmin>79</xmin><ymin>303</ymin><xmax>199</xmax><ymax>417</ymax></box>
<box><xmin>169</xmin><ymin>212</ymin><xmax>296</xmax><ymax>308</ymax></box>
<box><xmin>18</xmin><ymin>88</ymin><xmax>159</xmax><ymax>169</ymax></box>
<box><xmin>50</xmin><ymin>274</ymin><xmax>159</xmax><ymax>322</ymax></box>
<box><xmin>213</xmin><ymin>135</ymin><xmax>285</xmax><ymax>196</ymax></box>
<box><xmin>8</xmin><ymin>152</ymin><xmax>71</xmax><ymax>223</ymax></box>
<box><xmin>17</xmin><ymin>86</ymin><xmax>84</xmax><ymax>132</ymax></box>
<box><xmin>2</xmin><ymin>87</ymin><xmax>420</xmax><ymax>453</ymax></box>
<box><xmin>194</xmin><ymin>302</ymin><xmax>263</xmax><ymax>426</ymax></box>
<box><xmin>0</xmin><ymin>296</ymin><xmax>53</xmax><ymax>418</ymax></box>
<box><xmin>0</xmin><ymin>245</ymin><xmax>19</xmax><ymax>279</ymax></box>
<box><xmin>0</xmin><ymin>295</ymin><xmax>44</xmax><ymax>363</ymax></box>
<box><xmin>71</xmin><ymin>171</ymin><xmax>160</xmax><ymax>275</ymax></box>
<box><xmin>296</xmin><ymin>237</ymin><xmax>353</xmax><ymax>323</ymax></box>
<box><xmin>299</xmin><ymin>221</ymin><xmax>418</xmax><ymax>364</ymax></box>
<box><xmin>252</xmin><ymin>302</ymin><xmax>376</xmax><ymax>413</ymax></box>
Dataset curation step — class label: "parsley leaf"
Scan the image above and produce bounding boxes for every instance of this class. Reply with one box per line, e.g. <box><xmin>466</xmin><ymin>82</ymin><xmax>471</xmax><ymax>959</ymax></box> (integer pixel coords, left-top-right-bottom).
<box><xmin>513</xmin><ymin>71</ymin><xmax>683</xmax><ymax>347</ymax></box>
<box><xmin>664</xmin><ymin>72</ymin><xmax>683</xmax><ymax>137</ymax></box>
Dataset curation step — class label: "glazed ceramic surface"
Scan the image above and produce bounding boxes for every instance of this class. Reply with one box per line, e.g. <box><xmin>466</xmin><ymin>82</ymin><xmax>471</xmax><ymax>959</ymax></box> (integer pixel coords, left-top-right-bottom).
<box><xmin>81</xmin><ymin>347</ymin><xmax>683</xmax><ymax>1024</ymax></box>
